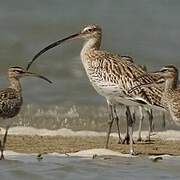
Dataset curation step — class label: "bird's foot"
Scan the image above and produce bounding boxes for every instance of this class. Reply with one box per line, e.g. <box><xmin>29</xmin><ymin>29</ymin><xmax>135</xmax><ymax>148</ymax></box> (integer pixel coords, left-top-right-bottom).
<box><xmin>144</xmin><ymin>137</ymin><xmax>151</xmax><ymax>143</ymax></box>
<box><xmin>122</xmin><ymin>135</ymin><xmax>130</xmax><ymax>144</ymax></box>
<box><xmin>117</xmin><ymin>137</ymin><xmax>123</xmax><ymax>144</ymax></box>
<box><xmin>105</xmin><ymin>140</ymin><xmax>110</xmax><ymax>149</ymax></box>
<box><xmin>137</xmin><ymin>137</ymin><xmax>142</xmax><ymax>142</ymax></box>
<box><xmin>122</xmin><ymin>135</ymin><xmax>135</xmax><ymax>144</ymax></box>
<box><xmin>0</xmin><ymin>154</ymin><xmax>5</xmax><ymax>160</ymax></box>
<box><xmin>0</xmin><ymin>141</ymin><xmax>5</xmax><ymax>160</ymax></box>
<box><xmin>130</xmin><ymin>150</ymin><xmax>136</xmax><ymax>156</ymax></box>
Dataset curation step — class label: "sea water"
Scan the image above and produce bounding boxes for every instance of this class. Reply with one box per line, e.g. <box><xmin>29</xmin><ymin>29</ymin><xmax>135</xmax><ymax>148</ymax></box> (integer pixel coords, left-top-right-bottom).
<box><xmin>0</xmin><ymin>152</ymin><xmax>180</xmax><ymax>180</ymax></box>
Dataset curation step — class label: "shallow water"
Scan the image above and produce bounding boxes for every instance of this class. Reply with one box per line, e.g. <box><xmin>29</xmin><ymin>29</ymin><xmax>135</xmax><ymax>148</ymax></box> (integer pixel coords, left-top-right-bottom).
<box><xmin>0</xmin><ymin>154</ymin><xmax>180</xmax><ymax>180</ymax></box>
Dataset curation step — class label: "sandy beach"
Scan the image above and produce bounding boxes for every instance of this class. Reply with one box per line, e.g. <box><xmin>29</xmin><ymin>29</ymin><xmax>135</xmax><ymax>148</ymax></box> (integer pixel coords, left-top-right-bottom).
<box><xmin>2</xmin><ymin>134</ymin><xmax>180</xmax><ymax>156</ymax></box>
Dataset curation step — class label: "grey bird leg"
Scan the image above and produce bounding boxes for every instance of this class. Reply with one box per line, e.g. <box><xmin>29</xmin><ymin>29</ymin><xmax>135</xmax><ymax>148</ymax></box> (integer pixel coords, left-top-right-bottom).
<box><xmin>126</xmin><ymin>106</ymin><xmax>135</xmax><ymax>155</ymax></box>
<box><xmin>0</xmin><ymin>126</ymin><xmax>9</xmax><ymax>160</ymax></box>
<box><xmin>162</xmin><ymin>111</ymin><xmax>166</xmax><ymax>129</ymax></box>
<box><xmin>145</xmin><ymin>109</ymin><xmax>153</xmax><ymax>142</ymax></box>
<box><xmin>122</xmin><ymin>109</ymin><xmax>130</xmax><ymax>144</ymax></box>
<box><xmin>105</xmin><ymin>104</ymin><xmax>114</xmax><ymax>148</ymax></box>
<box><xmin>122</xmin><ymin>106</ymin><xmax>135</xmax><ymax>144</ymax></box>
<box><xmin>137</xmin><ymin>106</ymin><xmax>144</xmax><ymax>142</ymax></box>
<box><xmin>149</xmin><ymin>109</ymin><xmax>154</xmax><ymax>132</ymax></box>
<box><xmin>113</xmin><ymin>106</ymin><xmax>122</xmax><ymax>144</ymax></box>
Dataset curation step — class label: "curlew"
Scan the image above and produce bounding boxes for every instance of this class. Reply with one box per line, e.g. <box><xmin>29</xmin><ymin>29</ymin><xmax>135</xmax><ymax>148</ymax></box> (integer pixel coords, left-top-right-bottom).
<box><xmin>0</xmin><ymin>66</ymin><xmax>52</xmax><ymax>159</ymax></box>
<box><xmin>129</xmin><ymin>65</ymin><xmax>180</xmax><ymax>126</ymax></box>
<box><xmin>26</xmin><ymin>24</ymin><xmax>164</xmax><ymax>154</ymax></box>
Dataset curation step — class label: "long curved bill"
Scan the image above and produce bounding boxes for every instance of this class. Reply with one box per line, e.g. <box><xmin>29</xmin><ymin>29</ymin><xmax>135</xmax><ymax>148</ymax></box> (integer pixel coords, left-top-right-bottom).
<box><xmin>25</xmin><ymin>71</ymin><xmax>53</xmax><ymax>84</ymax></box>
<box><xmin>26</xmin><ymin>33</ymin><xmax>80</xmax><ymax>70</ymax></box>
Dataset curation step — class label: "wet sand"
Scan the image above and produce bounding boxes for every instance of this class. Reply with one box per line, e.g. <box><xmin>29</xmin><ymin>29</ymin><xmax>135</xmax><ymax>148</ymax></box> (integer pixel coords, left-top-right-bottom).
<box><xmin>3</xmin><ymin>135</ymin><xmax>180</xmax><ymax>156</ymax></box>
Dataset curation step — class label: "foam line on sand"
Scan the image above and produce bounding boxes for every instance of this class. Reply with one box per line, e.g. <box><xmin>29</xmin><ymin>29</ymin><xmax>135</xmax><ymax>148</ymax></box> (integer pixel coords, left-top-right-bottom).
<box><xmin>4</xmin><ymin>149</ymin><xmax>180</xmax><ymax>162</ymax></box>
<box><xmin>1</xmin><ymin>127</ymin><xmax>180</xmax><ymax>141</ymax></box>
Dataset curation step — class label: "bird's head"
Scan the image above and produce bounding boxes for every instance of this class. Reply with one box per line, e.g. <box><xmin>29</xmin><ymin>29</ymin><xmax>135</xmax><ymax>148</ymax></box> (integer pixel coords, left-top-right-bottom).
<box><xmin>26</xmin><ymin>24</ymin><xmax>102</xmax><ymax>70</ymax></box>
<box><xmin>8</xmin><ymin>66</ymin><xmax>52</xmax><ymax>84</ymax></box>
<box><xmin>79</xmin><ymin>24</ymin><xmax>102</xmax><ymax>40</ymax></box>
<box><xmin>156</xmin><ymin>65</ymin><xmax>178</xmax><ymax>80</ymax></box>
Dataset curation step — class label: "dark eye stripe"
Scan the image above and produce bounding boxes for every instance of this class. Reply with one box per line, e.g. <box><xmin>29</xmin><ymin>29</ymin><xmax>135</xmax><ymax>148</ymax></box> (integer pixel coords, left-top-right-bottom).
<box><xmin>87</xmin><ymin>28</ymin><xmax>96</xmax><ymax>32</ymax></box>
<box><xmin>14</xmin><ymin>70</ymin><xmax>23</xmax><ymax>73</ymax></box>
<box><xmin>160</xmin><ymin>69</ymin><xmax>167</xmax><ymax>72</ymax></box>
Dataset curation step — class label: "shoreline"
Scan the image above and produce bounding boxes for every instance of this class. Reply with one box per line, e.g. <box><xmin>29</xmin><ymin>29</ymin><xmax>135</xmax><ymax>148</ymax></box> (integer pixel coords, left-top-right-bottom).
<box><xmin>3</xmin><ymin>135</ymin><xmax>180</xmax><ymax>156</ymax></box>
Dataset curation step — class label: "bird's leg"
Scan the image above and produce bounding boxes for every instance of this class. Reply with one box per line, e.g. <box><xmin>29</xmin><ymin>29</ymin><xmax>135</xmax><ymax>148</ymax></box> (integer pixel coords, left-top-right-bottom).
<box><xmin>126</xmin><ymin>106</ymin><xmax>135</xmax><ymax>155</ymax></box>
<box><xmin>162</xmin><ymin>111</ymin><xmax>166</xmax><ymax>129</ymax></box>
<box><xmin>137</xmin><ymin>106</ymin><xmax>144</xmax><ymax>142</ymax></box>
<box><xmin>113</xmin><ymin>106</ymin><xmax>122</xmax><ymax>144</ymax></box>
<box><xmin>0</xmin><ymin>140</ymin><xmax>2</xmax><ymax>159</ymax></box>
<box><xmin>105</xmin><ymin>104</ymin><xmax>114</xmax><ymax>148</ymax></box>
<box><xmin>123</xmin><ymin>106</ymin><xmax>135</xmax><ymax>144</ymax></box>
<box><xmin>132</xmin><ymin>109</ymin><xmax>136</xmax><ymax>144</ymax></box>
<box><xmin>0</xmin><ymin>137</ymin><xmax>4</xmax><ymax>160</ymax></box>
<box><xmin>122</xmin><ymin>110</ymin><xmax>130</xmax><ymax>144</ymax></box>
<box><xmin>0</xmin><ymin>128</ymin><xmax>2</xmax><ymax>159</ymax></box>
<box><xmin>0</xmin><ymin>126</ymin><xmax>9</xmax><ymax>160</ymax></box>
<box><xmin>149</xmin><ymin>109</ymin><xmax>154</xmax><ymax>132</ymax></box>
<box><xmin>145</xmin><ymin>109</ymin><xmax>153</xmax><ymax>142</ymax></box>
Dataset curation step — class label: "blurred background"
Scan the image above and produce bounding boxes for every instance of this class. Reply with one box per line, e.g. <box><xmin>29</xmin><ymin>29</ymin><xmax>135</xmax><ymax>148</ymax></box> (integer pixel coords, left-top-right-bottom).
<box><xmin>0</xmin><ymin>0</ymin><xmax>179</xmax><ymax>131</ymax></box>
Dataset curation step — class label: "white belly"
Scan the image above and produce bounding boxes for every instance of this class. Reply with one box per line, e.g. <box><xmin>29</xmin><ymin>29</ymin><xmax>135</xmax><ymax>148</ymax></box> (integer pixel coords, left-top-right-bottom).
<box><xmin>89</xmin><ymin>76</ymin><xmax>143</xmax><ymax>106</ymax></box>
<box><xmin>91</xmin><ymin>79</ymin><xmax>120</xmax><ymax>97</ymax></box>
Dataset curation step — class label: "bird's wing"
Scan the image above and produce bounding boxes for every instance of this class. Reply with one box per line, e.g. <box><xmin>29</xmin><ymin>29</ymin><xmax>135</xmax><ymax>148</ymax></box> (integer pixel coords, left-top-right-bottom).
<box><xmin>89</xmin><ymin>50</ymin><xmax>163</xmax><ymax>107</ymax></box>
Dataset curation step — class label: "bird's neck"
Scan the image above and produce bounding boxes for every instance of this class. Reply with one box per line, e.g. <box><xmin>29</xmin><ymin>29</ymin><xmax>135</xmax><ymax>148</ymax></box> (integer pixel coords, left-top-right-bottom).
<box><xmin>81</xmin><ymin>37</ymin><xmax>101</xmax><ymax>57</ymax></box>
<box><xmin>8</xmin><ymin>77</ymin><xmax>22</xmax><ymax>92</ymax></box>
<box><xmin>164</xmin><ymin>77</ymin><xmax>178</xmax><ymax>92</ymax></box>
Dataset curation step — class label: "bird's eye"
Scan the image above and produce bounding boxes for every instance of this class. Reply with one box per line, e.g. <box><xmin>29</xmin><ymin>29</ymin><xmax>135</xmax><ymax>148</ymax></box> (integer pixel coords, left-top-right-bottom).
<box><xmin>160</xmin><ymin>69</ymin><xmax>167</xmax><ymax>73</ymax></box>
<box><xmin>87</xmin><ymin>28</ymin><xmax>93</xmax><ymax>32</ymax></box>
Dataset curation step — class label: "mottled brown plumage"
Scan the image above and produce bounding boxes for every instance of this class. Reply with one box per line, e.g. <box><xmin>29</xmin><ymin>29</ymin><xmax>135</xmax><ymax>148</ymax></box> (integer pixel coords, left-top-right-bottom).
<box><xmin>0</xmin><ymin>66</ymin><xmax>51</xmax><ymax>160</ymax></box>
<box><xmin>156</xmin><ymin>66</ymin><xmax>180</xmax><ymax>125</ymax></box>
<box><xmin>130</xmin><ymin>65</ymin><xmax>180</xmax><ymax>126</ymax></box>
<box><xmin>81</xmin><ymin>48</ymin><xmax>163</xmax><ymax>106</ymax></box>
<box><xmin>0</xmin><ymin>88</ymin><xmax>22</xmax><ymax>119</ymax></box>
<box><xmin>26</xmin><ymin>24</ymin><xmax>165</xmax><ymax>154</ymax></box>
